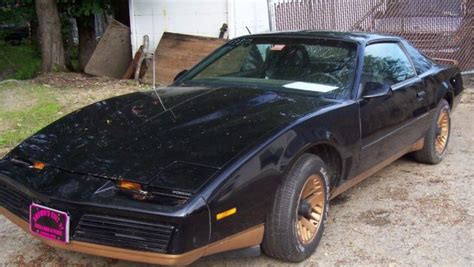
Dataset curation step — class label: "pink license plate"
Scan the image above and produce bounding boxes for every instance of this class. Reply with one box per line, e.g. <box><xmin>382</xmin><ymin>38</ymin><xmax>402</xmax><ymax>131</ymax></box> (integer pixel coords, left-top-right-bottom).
<box><xmin>30</xmin><ymin>203</ymin><xmax>70</xmax><ymax>243</ymax></box>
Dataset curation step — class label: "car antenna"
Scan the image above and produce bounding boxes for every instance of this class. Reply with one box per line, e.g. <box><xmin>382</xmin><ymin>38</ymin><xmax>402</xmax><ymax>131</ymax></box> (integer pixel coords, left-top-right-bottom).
<box><xmin>245</xmin><ymin>26</ymin><xmax>252</xmax><ymax>34</ymax></box>
<box><xmin>151</xmin><ymin>51</ymin><xmax>176</xmax><ymax>119</ymax></box>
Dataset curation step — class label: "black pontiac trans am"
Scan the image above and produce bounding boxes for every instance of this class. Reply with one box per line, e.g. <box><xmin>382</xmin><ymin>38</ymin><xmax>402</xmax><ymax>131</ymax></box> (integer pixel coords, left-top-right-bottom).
<box><xmin>0</xmin><ymin>32</ymin><xmax>464</xmax><ymax>264</ymax></box>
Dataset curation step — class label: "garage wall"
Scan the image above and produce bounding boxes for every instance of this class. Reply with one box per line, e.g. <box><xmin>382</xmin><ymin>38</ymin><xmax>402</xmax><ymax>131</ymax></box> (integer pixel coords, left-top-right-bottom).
<box><xmin>129</xmin><ymin>0</ymin><xmax>270</xmax><ymax>54</ymax></box>
<box><xmin>227</xmin><ymin>0</ymin><xmax>270</xmax><ymax>39</ymax></box>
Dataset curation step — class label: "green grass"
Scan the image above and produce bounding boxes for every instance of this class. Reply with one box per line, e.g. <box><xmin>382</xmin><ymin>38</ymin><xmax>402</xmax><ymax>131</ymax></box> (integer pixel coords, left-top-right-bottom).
<box><xmin>0</xmin><ymin>83</ymin><xmax>61</xmax><ymax>148</ymax></box>
<box><xmin>0</xmin><ymin>41</ymin><xmax>41</xmax><ymax>80</ymax></box>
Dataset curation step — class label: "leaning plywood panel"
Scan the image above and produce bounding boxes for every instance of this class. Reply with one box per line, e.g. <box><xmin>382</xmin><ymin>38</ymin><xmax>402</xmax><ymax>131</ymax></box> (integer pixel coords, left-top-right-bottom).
<box><xmin>85</xmin><ymin>20</ymin><xmax>132</xmax><ymax>79</ymax></box>
<box><xmin>143</xmin><ymin>32</ymin><xmax>226</xmax><ymax>85</ymax></box>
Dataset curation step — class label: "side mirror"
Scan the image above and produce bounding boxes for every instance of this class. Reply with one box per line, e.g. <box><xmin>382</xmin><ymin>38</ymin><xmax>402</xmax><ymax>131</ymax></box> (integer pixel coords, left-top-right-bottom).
<box><xmin>174</xmin><ymin>69</ymin><xmax>188</xmax><ymax>82</ymax></box>
<box><xmin>362</xmin><ymin>82</ymin><xmax>392</xmax><ymax>99</ymax></box>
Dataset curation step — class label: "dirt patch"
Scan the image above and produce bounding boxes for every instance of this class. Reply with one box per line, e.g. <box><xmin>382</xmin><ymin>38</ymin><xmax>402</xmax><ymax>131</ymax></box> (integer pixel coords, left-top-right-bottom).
<box><xmin>463</xmin><ymin>74</ymin><xmax>474</xmax><ymax>87</ymax></box>
<box><xmin>0</xmin><ymin>83</ymin><xmax>37</xmax><ymax>111</ymax></box>
<box><xmin>460</xmin><ymin>87</ymin><xmax>474</xmax><ymax>104</ymax></box>
<box><xmin>428</xmin><ymin>176</ymin><xmax>445</xmax><ymax>184</ymax></box>
<box><xmin>358</xmin><ymin>209</ymin><xmax>393</xmax><ymax>226</ymax></box>
<box><xmin>462</xmin><ymin>75</ymin><xmax>474</xmax><ymax>104</ymax></box>
<box><xmin>32</xmin><ymin>72</ymin><xmax>135</xmax><ymax>89</ymax></box>
<box><xmin>11</xmin><ymin>245</ymin><xmax>60</xmax><ymax>266</ymax></box>
<box><xmin>375</xmin><ymin>186</ymin><xmax>409</xmax><ymax>201</ymax></box>
<box><xmin>416</xmin><ymin>193</ymin><xmax>468</xmax><ymax>226</ymax></box>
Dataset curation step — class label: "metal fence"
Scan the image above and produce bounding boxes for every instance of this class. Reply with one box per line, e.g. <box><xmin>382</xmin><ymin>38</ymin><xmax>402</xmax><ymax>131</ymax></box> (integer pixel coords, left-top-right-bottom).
<box><xmin>268</xmin><ymin>0</ymin><xmax>473</xmax><ymax>71</ymax></box>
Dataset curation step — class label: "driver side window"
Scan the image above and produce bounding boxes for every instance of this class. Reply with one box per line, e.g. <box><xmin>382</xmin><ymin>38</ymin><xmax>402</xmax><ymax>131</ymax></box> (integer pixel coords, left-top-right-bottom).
<box><xmin>361</xmin><ymin>43</ymin><xmax>416</xmax><ymax>89</ymax></box>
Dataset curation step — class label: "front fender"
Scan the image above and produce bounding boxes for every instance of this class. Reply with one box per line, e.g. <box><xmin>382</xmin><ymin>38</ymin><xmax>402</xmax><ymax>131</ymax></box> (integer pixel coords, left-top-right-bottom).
<box><xmin>202</xmin><ymin>101</ymin><xmax>360</xmax><ymax>243</ymax></box>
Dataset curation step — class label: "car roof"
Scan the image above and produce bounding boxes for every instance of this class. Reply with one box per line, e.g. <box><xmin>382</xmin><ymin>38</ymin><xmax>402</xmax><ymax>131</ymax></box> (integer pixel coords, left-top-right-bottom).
<box><xmin>247</xmin><ymin>30</ymin><xmax>401</xmax><ymax>45</ymax></box>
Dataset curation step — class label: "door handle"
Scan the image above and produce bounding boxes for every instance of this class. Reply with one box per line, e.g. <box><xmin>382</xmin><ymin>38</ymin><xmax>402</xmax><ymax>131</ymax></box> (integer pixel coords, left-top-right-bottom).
<box><xmin>416</xmin><ymin>90</ymin><xmax>426</xmax><ymax>100</ymax></box>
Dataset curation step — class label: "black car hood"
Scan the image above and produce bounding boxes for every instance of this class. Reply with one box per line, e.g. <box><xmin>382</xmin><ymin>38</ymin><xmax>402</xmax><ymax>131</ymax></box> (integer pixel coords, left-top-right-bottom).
<box><xmin>7</xmin><ymin>85</ymin><xmax>336</xmax><ymax>192</ymax></box>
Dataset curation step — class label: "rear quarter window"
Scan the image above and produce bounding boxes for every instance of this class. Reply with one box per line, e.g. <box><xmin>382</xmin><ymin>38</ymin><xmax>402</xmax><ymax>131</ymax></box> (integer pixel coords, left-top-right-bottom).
<box><xmin>402</xmin><ymin>40</ymin><xmax>434</xmax><ymax>75</ymax></box>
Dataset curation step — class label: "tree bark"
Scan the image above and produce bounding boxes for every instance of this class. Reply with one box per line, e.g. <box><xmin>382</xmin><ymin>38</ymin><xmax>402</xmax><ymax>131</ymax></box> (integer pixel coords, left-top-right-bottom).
<box><xmin>76</xmin><ymin>15</ymin><xmax>97</xmax><ymax>71</ymax></box>
<box><xmin>35</xmin><ymin>0</ymin><xmax>66</xmax><ymax>72</ymax></box>
<box><xmin>63</xmin><ymin>18</ymin><xmax>76</xmax><ymax>71</ymax></box>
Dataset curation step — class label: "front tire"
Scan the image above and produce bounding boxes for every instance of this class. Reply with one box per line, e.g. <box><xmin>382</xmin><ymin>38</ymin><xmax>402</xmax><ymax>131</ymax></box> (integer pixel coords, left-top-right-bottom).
<box><xmin>263</xmin><ymin>154</ymin><xmax>330</xmax><ymax>262</ymax></box>
<box><xmin>413</xmin><ymin>99</ymin><xmax>451</xmax><ymax>164</ymax></box>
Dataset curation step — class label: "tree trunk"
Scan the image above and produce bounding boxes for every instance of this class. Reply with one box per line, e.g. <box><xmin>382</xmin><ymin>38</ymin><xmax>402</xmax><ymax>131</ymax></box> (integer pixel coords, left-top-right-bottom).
<box><xmin>35</xmin><ymin>0</ymin><xmax>66</xmax><ymax>72</ymax></box>
<box><xmin>63</xmin><ymin>18</ymin><xmax>76</xmax><ymax>71</ymax></box>
<box><xmin>76</xmin><ymin>15</ymin><xmax>96</xmax><ymax>71</ymax></box>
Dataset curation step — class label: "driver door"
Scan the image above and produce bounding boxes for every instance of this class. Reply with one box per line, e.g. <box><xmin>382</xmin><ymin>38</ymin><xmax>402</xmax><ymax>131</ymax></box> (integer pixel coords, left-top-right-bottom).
<box><xmin>356</xmin><ymin>42</ymin><xmax>426</xmax><ymax>173</ymax></box>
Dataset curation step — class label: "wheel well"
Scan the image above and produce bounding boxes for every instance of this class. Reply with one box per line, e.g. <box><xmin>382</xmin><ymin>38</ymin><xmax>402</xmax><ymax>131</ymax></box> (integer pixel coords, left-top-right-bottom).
<box><xmin>443</xmin><ymin>92</ymin><xmax>453</xmax><ymax>109</ymax></box>
<box><xmin>306</xmin><ymin>144</ymin><xmax>342</xmax><ymax>188</ymax></box>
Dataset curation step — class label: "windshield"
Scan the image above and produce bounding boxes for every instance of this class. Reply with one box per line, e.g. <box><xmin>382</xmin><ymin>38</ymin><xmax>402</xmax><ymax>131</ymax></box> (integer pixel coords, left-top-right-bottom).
<box><xmin>181</xmin><ymin>38</ymin><xmax>358</xmax><ymax>99</ymax></box>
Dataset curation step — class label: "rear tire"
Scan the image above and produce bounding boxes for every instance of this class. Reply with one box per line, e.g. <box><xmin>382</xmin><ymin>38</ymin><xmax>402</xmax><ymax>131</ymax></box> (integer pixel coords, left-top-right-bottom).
<box><xmin>262</xmin><ymin>154</ymin><xmax>329</xmax><ymax>262</ymax></box>
<box><xmin>413</xmin><ymin>99</ymin><xmax>451</xmax><ymax>164</ymax></box>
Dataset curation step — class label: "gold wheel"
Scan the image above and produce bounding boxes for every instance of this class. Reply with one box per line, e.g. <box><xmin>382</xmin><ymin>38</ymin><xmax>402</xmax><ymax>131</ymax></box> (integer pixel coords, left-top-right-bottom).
<box><xmin>435</xmin><ymin>109</ymin><xmax>449</xmax><ymax>155</ymax></box>
<box><xmin>296</xmin><ymin>174</ymin><xmax>325</xmax><ymax>244</ymax></box>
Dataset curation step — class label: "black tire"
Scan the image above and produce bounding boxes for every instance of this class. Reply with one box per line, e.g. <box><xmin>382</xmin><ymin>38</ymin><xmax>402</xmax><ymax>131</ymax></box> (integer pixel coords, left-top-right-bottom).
<box><xmin>262</xmin><ymin>153</ymin><xmax>330</xmax><ymax>262</ymax></box>
<box><xmin>413</xmin><ymin>98</ymin><xmax>451</xmax><ymax>164</ymax></box>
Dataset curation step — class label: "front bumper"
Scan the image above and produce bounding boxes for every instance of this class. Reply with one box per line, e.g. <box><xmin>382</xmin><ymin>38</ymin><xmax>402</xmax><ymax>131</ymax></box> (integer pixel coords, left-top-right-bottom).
<box><xmin>0</xmin><ymin>172</ymin><xmax>264</xmax><ymax>265</ymax></box>
<box><xmin>0</xmin><ymin>207</ymin><xmax>204</xmax><ymax>265</ymax></box>
<box><xmin>0</xmin><ymin>169</ymin><xmax>208</xmax><ymax>264</ymax></box>
<box><xmin>0</xmin><ymin>207</ymin><xmax>263</xmax><ymax>265</ymax></box>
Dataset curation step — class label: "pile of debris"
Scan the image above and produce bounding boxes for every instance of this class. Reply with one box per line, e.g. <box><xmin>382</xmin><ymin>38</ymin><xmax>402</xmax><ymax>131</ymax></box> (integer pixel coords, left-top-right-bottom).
<box><xmin>84</xmin><ymin>20</ymin><xmax>225</xmax><ymax>86</ymax></box>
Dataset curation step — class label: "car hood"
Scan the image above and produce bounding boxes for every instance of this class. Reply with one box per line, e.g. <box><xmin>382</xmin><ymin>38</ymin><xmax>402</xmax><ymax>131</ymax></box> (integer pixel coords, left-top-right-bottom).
<box><xmin>7</xmin><ymin>85</ymin><xmax>336</xmax><ymax>192</ymax></box>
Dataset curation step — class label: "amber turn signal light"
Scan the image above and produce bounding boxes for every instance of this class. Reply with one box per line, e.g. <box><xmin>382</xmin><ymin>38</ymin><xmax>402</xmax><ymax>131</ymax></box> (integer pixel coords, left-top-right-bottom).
<box><xmin>32</xmin><ymin>161</ymin><xmax>46</xmax><ymax>170</ymax></box>
<box><xmin>117</xmin><ymin>180</ymin><xmax>142</xmax><ymax>191</ymax></box>
<box><xmin>216</xmin><ymin>207</ymin><xmax>237</xmax><ymax>220</ymax></box>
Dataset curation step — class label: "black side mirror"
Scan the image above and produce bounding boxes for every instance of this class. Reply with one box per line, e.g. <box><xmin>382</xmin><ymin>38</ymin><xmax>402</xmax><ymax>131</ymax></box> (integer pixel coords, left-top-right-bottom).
<box><xmin>362</xmin><ymin>82</ymin><xmax>392</xmax><ymax>99</ymax></box>
<box><xmin>174</xmin><ymin>69</ymin><xmax>188</xmax><ymax>82</ymax></box>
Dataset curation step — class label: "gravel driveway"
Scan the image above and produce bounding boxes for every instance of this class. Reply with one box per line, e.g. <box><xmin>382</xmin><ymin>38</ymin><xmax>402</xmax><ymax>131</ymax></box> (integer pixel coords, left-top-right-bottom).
<box><xmin>1</xmin><ymin>76</ymin><xmax>473</xmax><ymax>266</ymax></box>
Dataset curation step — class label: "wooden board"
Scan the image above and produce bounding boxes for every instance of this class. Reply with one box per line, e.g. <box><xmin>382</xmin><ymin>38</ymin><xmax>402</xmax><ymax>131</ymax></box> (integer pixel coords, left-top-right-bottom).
<box><xmin>143</xmin><ymin>32</ymin><xmax>226</xmax><ymax>85</ymax></box>
<box><xmin>85</xmin><ymin>20</ymin><xmax>132</xmax><ymax>79</ymax></box>
<box><xmin>122</xmin><ymin>46</ymin><xmax>143</xmax><ymax>79</ymax></box>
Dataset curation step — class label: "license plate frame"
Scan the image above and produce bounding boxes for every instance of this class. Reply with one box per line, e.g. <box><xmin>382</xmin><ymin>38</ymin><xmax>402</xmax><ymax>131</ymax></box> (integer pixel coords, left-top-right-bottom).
<box><xmin>29</xmin><ymin>203</ymin><xmax>70</xmax><ymax>243</ymax></box>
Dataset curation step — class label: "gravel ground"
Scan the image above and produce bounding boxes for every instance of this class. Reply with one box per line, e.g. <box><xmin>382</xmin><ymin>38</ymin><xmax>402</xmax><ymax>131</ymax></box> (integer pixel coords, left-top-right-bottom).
<box><xmin>0</xmin><ymin>75</ymin><xmax>473</xmax><ymax>266</ymax></box>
